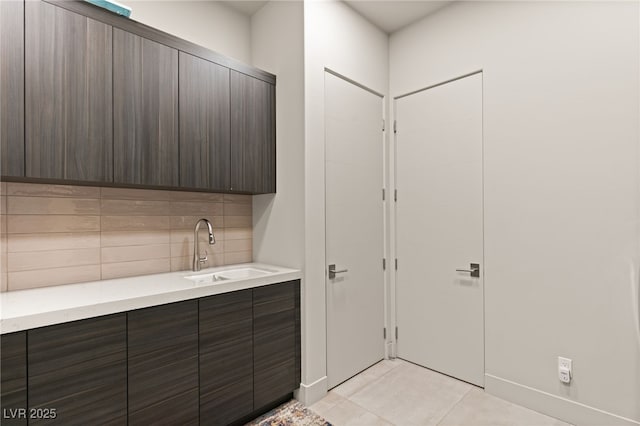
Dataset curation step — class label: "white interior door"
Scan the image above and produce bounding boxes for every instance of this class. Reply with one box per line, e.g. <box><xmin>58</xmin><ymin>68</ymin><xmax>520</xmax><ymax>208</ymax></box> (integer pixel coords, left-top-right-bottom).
<box><xmin>395</xmin><ymin>72</ymin><xmax>484</xmax><ymax>386</ymax></box>
<box><xmin>325</xmin><ymin>71</ymin><xmax>385</xmax><ymax>389</ymax></box>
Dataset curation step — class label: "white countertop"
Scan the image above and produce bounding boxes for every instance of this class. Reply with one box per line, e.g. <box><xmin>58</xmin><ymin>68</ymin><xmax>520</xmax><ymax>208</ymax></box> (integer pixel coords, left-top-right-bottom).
<box><xmin>0</xmin><ymin>263</ymin><xmax>301</xmax><ymax>334</ymax></box>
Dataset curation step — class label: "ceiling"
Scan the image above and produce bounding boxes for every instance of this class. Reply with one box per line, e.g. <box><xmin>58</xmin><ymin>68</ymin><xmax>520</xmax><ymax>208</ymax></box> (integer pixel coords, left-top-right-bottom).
<box><xmin>222</xmin><ymin>1</ymin><xmax>269</xmax><ymax>16</ymax></box>
<box><xmin>344</xmin><ymin>1</ymin><xmax>452</xmax><ymax>33</ymax></box>
<box><xmin>222</xmin><ymin>1</ymin><xmax>452</xmax><ymax>34</ymax></box>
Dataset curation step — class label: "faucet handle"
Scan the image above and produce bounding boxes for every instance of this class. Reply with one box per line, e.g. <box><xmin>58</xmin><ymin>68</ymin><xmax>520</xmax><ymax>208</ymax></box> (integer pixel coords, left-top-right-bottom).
<box><xmin>199</xmin><ymin>250</ymin><xmax>208</xmax><ymax>264</ymax></box>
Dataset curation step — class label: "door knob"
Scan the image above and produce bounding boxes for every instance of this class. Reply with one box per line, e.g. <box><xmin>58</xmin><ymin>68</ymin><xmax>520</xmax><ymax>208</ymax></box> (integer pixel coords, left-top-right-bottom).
<box><xmin>328</xmin><ymin>264</ymin><xmax>348</xmax><ymax>279</ymax></box>
<box><xmin>456</xmin><ymin>263</ymin><xmax>480</xmax><ymax>278</ymax></box>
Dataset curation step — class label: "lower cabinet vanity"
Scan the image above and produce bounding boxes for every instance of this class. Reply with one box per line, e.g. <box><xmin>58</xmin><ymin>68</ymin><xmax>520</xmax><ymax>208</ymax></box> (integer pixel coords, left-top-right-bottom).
<box><xmin>0</xmin><ymin>280</ymin><xmax>301</xmax><ymax>426</ymax></box>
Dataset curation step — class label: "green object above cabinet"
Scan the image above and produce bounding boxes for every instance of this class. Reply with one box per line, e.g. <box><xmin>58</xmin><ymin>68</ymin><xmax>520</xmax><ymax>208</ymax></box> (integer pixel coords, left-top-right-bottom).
<box><xmin>0</xmin><ymin>0</ymin><xmax>276</xmax><ymax>195</ymax></box>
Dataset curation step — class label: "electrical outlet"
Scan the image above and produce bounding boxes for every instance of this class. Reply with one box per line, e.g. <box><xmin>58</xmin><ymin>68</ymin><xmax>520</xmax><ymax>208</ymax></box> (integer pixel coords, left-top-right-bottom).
<box><xmin>558</xmin><ymin>357</ymin><xmax>572</xmax><ymax>384</ymax></box>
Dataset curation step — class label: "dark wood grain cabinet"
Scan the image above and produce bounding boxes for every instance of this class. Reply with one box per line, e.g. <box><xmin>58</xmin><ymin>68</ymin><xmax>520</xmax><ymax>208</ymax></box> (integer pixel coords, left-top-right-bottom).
<box><xmin>253</xmin><ymin>281</ymin><xmax>298</xmax><ymax>409</ymax></box>
<box><xmin>27</xmin><ymin>314</ymin><xmax>127</xmax><ymax>425</ymax></box>
<box><xmin>230</xmin><ymin>71</ymin><xmax>276</xmax><ymax>194</ymax></box>
<box><xmin>25</xmin><ymin>0</ymin><xmax>113</xmax><ymax>182</ymax></box>
<box><xmin>127</xmin><ymin>300</ymin><xmax>199</xmax><ymax>426</ymax></box>
<box><xmin>199</xmin><ymin>290</ymin><xmax>254</xmax><ymax>425</ymax></box>
<box><xmin>1</xmin><ymin>332</ymin><xmax>27</xmax><ymax>426</ymax></box>
<box><xmin>3</xmin><ymin>0</ymin><xmax>276</xmax><ymax>194</ymax></box>
<box><xmin>0</xmin><ymin>281</ymin><xmax>298</xmax><ymax>425</ymax></box>
<box><xmin>0</xmin><ymin>0</ymin><xmax>25</xmax><ymax>178</ymax></box>
<box><xmin>113</xmin><ymin>29</ymin><xmax>179</xmax><ymax>187</ymax></box>
<box><xmin>179</xmin><ymin>52</ymin><xmax>231</xmax><ymax>191</ymax></box>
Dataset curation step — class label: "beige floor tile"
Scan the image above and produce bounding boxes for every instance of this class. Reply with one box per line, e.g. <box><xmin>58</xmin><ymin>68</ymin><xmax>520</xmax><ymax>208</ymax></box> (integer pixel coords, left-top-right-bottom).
<box><xmin>437</xmin><ymin>388</ymin><xmax>571</xmax><ymax>426</ymax></box>
<box><xmin>333</xmin><ymin>359</ymin><xmax>402</xmax><ymax>398</ymax></box>
<box><xmin>320</xmin><ymin>399</ymin><xmax>392</xmax><ymax>426</ymax></box>
<box><xmin>349</xmin><ymin>360</ymin><xmax>472</xmax><ymax>425</ymax></box>
<box><xmin>309</xmin><ymin>391</ymin><xmax>346</xmax><ymax>417</ymax></box>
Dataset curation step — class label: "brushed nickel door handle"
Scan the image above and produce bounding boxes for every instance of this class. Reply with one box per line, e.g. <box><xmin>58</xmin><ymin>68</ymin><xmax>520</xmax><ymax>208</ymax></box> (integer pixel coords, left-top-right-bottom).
<box><xmin>328</xmin><ymin>264</ymin><xmax>348</xmax><ymax>279</ymax></box>
<box><xmin>456</xmin><ymin>263</ymin><xmax>480</xmax><ymax>278</ymax></box>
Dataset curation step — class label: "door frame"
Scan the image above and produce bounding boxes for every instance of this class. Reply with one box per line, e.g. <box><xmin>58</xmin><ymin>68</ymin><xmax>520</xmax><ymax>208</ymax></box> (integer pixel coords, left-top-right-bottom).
<box><xmin>323</xmin><ymin>67</ymin><xmax>391</xmax><ymax>387</ymax></box>
<box><xmin>389</xmin><ymin>70</ymin><xmax>485</xmax><ymax>366</ymax></box>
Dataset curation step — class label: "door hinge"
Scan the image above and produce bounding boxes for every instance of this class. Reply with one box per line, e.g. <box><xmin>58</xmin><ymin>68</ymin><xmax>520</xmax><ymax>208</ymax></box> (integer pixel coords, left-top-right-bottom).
<box><xmin>383</xmin><ymin>258</ymin><xmax>386</xmax><ymax>270</ymax></box>
<box><xmin>384</xmin><ymin>327</ymin><xmax>387</xmax><ymax>339</ymax></box>
<box><xmin>395</xmin><ymin>259</ymin><xmax>398</xmax><ymax>270</ymax></box>
<box><xmin>382</xmin><ymin>118</ymin><xmax>385</xmax><ymax>132</ymax></box>
<box><xmin>395</xmin><ymin>326</ymin><xmax>398</xmax><ymax>340</ymax></box>
<box><xmin>393</xmin><ymin>120</ymin><xmax>397</xmax><ymax>134</ymax></box>
<box><xmin>382</xmin><ymin>188</ymin><xmax>385</xmax><ymax>201</ymax></box>
<box><xmin>394</xmin><ymin>189</ymin><xmax>397</xmax><ymax>202</ymax></box>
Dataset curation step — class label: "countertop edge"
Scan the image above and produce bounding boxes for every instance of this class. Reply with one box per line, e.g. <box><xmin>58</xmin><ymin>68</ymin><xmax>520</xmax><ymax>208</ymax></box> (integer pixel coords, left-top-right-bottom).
<box><xmin>1</xmin><ymin>264</ymin><xmax>301</xmax><ymax>334</ymax></box>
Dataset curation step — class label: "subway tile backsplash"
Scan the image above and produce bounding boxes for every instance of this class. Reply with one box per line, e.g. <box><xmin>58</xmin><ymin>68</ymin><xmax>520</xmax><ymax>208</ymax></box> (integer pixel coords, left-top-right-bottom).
<box><xmin>0</xmin><ymin>182</ymin><xmax>252</xmax><ymax>291</ymax></box>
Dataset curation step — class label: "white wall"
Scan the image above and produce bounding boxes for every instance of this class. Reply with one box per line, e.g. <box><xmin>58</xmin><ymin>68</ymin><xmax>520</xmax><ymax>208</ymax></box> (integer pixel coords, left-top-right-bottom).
<box><xmin>303</xmin><ymin>0</ymin><xmax>389</xmax><ymax>404</ymax></box>
<box><xmin>251</xmin><ymin>2</ymin><xmax>305</xmax><ymax>271</ymax></box>
<box><xmin>117</xmin><ymin>1</ymin><xmax>252</xmax><ymax>64</ymax></box>
<box><xmin>390</xmin><ymin>2</ymin><xmax>640</xmax><ymax>424</ymax></box>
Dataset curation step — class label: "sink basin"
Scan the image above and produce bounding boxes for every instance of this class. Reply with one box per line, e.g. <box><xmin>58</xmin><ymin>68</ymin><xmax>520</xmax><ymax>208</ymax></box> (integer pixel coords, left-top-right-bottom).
<box><xmin>184</xmin><ymin>267</ymin><xmax>275</xmax><ymax>284</ymax></box>
<box><xmin>183</xmin><ymin>273</ymin><xmax>230</xmax><ymax>284</ymax></box>
<box><xmin>216</xmin><ymin>267</ymin><xmax>275</xmax><ymax>280</ymax></box>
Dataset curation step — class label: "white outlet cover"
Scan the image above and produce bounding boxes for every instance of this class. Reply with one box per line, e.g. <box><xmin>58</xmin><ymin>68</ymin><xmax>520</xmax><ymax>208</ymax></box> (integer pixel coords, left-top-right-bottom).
<box><xmin>558</xmin><ymin>357</ymin><xmax>572</xmax><ymax>383</ymax></box>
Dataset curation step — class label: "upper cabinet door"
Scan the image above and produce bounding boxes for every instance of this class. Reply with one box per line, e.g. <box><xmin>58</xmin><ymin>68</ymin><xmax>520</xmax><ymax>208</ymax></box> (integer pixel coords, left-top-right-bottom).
<box><xmin>113</xmin><ymin>29</ymin><xmax>179</xmax><ymax>187</ymax></box>
<box><xmin>230</xmin><ymin>71</ymin><xmax>276</xmax><ymax>194</ymax></box>
<box><xmin>0</xmin><ymin>0</ymin><xmax>25</xmax><ymax>178</ymax></box>
<box><xmin>25</xmin><ymin>1</ymin><xmax>113</xmax><ymax>182</ymax></box>
<box><xmin>179</xmin><ymin>52</ymin><xmax>230</xmax><ymax>191</ymax></box>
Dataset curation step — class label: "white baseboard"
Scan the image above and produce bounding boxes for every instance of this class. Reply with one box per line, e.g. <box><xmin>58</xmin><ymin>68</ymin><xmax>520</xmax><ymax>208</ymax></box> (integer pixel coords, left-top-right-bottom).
<box><xmin>294</xmin><ymin>375</ymin><xmax>328</xmax><ymax>406</ymax></box>
<box><xmin>485</xmin><ymin>374</ymin><xmax>639</xmax><ymax>426</ymax></box>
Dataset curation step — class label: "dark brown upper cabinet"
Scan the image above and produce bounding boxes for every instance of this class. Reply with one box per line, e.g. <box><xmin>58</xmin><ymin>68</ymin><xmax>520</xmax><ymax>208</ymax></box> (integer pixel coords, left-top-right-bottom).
<box><xmin>179</xmin><ymin>52</ymin><xmax>231</xmax><ymax>191</ymax></box>
<box><xmin>230</xmin><ymin>71</ymin><xmax>276</xmax><ymax>194</ymax></box>
<box><xmin>8</xmin><ymin>0</ymin><xmax>276</xmax><ymax>193</ymax></box>
<box><xmin>25</xmin><ymin>0</ymin><xmax>113</xmax><ymax>182</ymax></box>
<box><xmin>0</xmin><ymin>0</ymin><xmax>25</xmax><ymax>178</ymax></box>
<box><xmin>113</xmin><ymin>29</ymin><xmax>179</xmax><ymax>187</ymax></box>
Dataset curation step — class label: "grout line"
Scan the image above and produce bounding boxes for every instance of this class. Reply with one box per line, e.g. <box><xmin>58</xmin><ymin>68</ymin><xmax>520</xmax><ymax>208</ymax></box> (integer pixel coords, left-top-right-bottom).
<box><xmin>434</xmin><ymin>387</ymin><xmax>473</xmax><ymax>426</ymax></box>
<box><xmin>336</xmin><ymin>359</ymin><xmax>403</xmax><ymax>401</ymax></box>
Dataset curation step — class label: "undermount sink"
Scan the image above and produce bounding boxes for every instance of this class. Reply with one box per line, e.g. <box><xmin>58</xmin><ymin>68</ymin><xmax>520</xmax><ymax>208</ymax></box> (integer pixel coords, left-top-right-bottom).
<box><xmin>184</xmin><ymin>267</ymin><xmax>276</xmax><ymax>284</ymax></box>
<box><xmin>183</xmin><ymin>273</ymin><xmax>230</xmax><ymax>284</ymax></box>
<box><xmin>216</xmin><ymin>267</ymin><xmax>275</xmax><ymax>279</ymax></box>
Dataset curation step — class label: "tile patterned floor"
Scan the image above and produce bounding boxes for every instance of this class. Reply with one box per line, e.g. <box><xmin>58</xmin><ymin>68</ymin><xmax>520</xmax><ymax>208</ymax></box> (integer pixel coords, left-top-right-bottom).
<box><xmin>309</xmin><ymin>359</ymin><xmax>571</xmax><ymax>426</ymax></box>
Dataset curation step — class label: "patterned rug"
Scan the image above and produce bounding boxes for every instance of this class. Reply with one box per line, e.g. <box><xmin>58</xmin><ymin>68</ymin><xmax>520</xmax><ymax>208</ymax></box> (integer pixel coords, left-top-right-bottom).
<box><xmin>246</xmin><ymin>400</ymin><xmax>332</xmax><ymax>426</ymax></box>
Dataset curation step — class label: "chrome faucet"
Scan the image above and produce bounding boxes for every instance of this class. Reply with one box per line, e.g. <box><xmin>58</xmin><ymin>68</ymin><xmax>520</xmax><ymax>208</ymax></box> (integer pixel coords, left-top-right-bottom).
<box><xmin>193</xmin><ymin>218</ymin><xmax>216</xmax><ymax>272</ymax></box>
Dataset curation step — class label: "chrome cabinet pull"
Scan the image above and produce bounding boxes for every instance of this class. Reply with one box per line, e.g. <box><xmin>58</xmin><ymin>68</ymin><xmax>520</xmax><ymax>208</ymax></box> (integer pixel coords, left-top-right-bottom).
<box><xmin>456</xmin><ymin>263</ymin><xmax>480</xmax><ymax>278</ymax></box>
<box><xmin>328</xmin><ymin>264</ymin><xmax>348</xmax><ymax>279</ymax></box>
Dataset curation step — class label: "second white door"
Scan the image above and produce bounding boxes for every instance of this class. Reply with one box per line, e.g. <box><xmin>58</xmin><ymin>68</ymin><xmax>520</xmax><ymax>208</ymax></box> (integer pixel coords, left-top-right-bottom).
<box><xmin>325</xmin><ymin>71</ymin><xmax>385</xmax><ymax>389</ymax></box>
<box><xmin>395</xmin><ymin>72</ymin><xmax>484</xmax><ymax>386</ymax></box>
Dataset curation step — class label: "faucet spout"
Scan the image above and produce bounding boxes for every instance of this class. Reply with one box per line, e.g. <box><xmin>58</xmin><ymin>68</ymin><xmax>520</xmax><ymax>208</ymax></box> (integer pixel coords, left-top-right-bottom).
<box><xmin>193</xmin><ymin>218</ymin><xmax>216</xmax><ymax>272</ymax></box>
